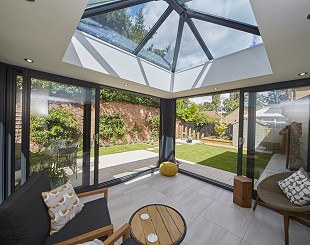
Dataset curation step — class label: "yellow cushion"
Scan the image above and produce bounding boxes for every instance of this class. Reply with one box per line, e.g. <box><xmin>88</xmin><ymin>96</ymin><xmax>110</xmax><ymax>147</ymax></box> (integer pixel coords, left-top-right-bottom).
<box><xmin>160</xmin><ymin>162</ymin><xmax>178</xmax><ymax>177</ymax></box>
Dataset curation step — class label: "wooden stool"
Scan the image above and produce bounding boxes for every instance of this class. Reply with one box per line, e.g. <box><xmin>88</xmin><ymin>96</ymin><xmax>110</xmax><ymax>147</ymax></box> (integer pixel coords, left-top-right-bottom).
<box><xmin>233</xmin><ymin>176</ymin><xmax>252</xmax><ymax>208</ymax></box>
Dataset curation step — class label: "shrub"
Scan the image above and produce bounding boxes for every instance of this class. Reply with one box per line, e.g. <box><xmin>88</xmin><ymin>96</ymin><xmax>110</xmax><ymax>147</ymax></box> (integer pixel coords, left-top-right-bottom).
<box><xmin>30</xmin><ymin>108</ymin><xmax>80</xmax><ymax>147</ymax></box>
<box><xmin>214</xmin><ymin>123</ymin><xmax>227</xmax><ymax>138</ymax></box>
<box><xmin>148</xmin><ymin>115</ymin><xmax>160</xmax><ymax>141</ymax></box>
<box><xmin>99</xmin><ymin>113</ymin><xmax>125</xmax><ymax>140</ymax></box>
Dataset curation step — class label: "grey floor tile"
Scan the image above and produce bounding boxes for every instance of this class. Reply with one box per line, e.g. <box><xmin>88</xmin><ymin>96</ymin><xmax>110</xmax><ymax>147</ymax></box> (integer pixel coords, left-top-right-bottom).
<box><xmin>132</xmin><ymin>188</ymin><xmax>167</xmax><ymax>207</ymax></box>
<box><xmin>190</xmin><ymin>196</ymin><xmax>215</xmax><ymax>214</ymax></box>
<box><xmin>152</xmin><ymin>180</ymin><xmax>187</xmax><ymax>196</ymax></box>
<box><xmin>252</xmin><ymin>205</ymin><xmax>284</xmax><ymax>230</ymax></box>
<box><xmin>190</xmin><ymin>181</ymin><xmax>224</xmax><ymax>199</ymax></box>
<box><xmin>244</xmin><ymin>216</ymin><xmax>285</xmax><ymax>245</ymax></box>
<box><xmin>201</xmin><ymin>201</ymin><xmax>252</xmax><ymax>237</ymax></box>
<box><xmin>184</xmin><ymin>216</ymin><xmax>242</xmax><ymax>245</ymax></box>
<box><xmin>172</xmin><ymin>188</ymin><xmax>207</xmax><ymax>207</ymax></box>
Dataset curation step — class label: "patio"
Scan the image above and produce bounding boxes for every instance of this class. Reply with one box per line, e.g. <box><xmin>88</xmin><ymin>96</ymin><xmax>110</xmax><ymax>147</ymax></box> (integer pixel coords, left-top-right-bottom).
<box><xmin>82</xmin><ymin>172</ymin><xmax>310</xmax><ymax>245</ymax></box>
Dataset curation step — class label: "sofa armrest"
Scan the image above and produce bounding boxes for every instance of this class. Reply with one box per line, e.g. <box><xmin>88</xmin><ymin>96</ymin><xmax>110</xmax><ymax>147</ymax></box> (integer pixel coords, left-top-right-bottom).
<box><xmin>104</xmin><ymin>223</ymin><xmax>130</xmax><ymax>245</ymax></box>
<box><xmin>55</xmin><ymin>224</ymin><xmax>114</xmax><ymax>245</ymax></box>
<box><xmin>77</xmin><ymin>188</ymin><xmax>108</xmax><ymax>203</ymax></box>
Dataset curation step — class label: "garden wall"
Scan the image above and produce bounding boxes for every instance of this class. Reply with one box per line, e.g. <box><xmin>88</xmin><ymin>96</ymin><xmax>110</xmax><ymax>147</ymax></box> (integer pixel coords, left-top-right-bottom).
<box><xmin>50</xmin><ymin>101</ymin><xmax>160</xmax><ymax>143</ymax></box>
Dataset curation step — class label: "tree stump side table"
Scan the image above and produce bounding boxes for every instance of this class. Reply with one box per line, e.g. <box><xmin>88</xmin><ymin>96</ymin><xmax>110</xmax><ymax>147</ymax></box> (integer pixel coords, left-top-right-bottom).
<box><xmin>233</xmin><ymin>176</ymin><xmax>252</xmax><ymax>208</ymax></box>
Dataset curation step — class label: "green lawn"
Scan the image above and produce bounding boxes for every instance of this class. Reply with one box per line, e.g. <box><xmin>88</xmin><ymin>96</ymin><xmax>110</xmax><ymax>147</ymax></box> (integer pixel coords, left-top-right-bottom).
<box><xmin>69</xmin><ymin>142</ymin><xmax>272</xmax><ymax>179</ymax></box>
<box><xmin>174</xmin><ymin>144</ymin><xmax>272</xmax><ymax>179</ymax></box>
<box><xmin>93</xmin><ymin>143</ymin><xmax>157</xmax><ymax>156</ymax></box>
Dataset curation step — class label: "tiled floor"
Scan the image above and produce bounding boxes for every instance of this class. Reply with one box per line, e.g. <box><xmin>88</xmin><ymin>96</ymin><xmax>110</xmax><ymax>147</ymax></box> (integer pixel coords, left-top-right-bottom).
<box><xmin>82</xmin><ymin>172</ymin><xmax>310</xmax><ymax>245</ymax></box>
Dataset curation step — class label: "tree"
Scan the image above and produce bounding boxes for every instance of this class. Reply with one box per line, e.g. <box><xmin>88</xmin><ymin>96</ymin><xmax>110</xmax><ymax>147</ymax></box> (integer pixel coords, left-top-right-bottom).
<box><xmin>129</xmin><ymin>8</ymin><xmax>148</xmax><ymax>44</ymax></box>
<box><xmin>176</xmin><ymin>99</ymin><xmax>191</xmax><ymax>117</ymax></box>
<box><xmin>199</xmin><ymin>95</ymin><xmax>221</xmax><ymax>112</ymax></box>
<box><xmin>91</xmin><ymin>9</ymin><xmax>133</xmax><ymax>38</ymax></box>
<box><xmin>261</xmin><ymin>90</ymin><xmax>289</xmax><ymax>105</ymax></box>
<box><xmin>222</xmin><ymin>92</ymin><xmax>240</xmax><ymax>115</ymax></box>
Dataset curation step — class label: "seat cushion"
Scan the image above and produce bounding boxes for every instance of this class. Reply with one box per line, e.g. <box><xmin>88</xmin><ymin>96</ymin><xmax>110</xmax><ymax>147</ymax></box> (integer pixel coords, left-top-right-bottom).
<box><xmin>44</xmin><ymin>198</ymin><xmax>111</xmax><ymax>245</ymax></box>
<box><xmin>122</xmin><ymin>238</ymin><xmax>140</xmax><ymax>245</ymax></box>
<box><xmin>0</xmin><ymin>171</ymin><xmax>51</xmax><ymax>245</ymax></box>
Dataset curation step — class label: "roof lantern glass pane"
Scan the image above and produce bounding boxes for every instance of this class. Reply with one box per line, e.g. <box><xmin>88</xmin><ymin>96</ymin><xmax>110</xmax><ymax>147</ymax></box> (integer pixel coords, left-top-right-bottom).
<box><xmin>185</xmin><ymin>0</ymin><xmax>257</xmax><ymax>26</ymax></box>
<box><xmin>194</xmin><ymin>19</ymin><xmax>262</xmax><ymax>59</ymax></box>
<box><xmin>176</xmin><ymin>22</ymin><xmax>208</xmax><ymax>71</ymax></box>
<box><xmin>78</xmin><ymin>1</ymin><xmax>168</xmax><ymax>53</ymax></box>
<box><xmin>138</xmin><ymin>10</ymin><xmax>179</xmax><ymax>70</ymax></box>
<box><xmin>86</xmin><ymin>0</ymin><xmax>118</xmax><ymax>9</ymax></box>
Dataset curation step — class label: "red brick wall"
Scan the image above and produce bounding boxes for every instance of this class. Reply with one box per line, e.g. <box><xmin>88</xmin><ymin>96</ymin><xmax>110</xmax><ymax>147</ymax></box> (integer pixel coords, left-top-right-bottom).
<box><xmin>50</xmin><ymin>101</ymin><xmax>160</xmax><ymax>143</ymax></box>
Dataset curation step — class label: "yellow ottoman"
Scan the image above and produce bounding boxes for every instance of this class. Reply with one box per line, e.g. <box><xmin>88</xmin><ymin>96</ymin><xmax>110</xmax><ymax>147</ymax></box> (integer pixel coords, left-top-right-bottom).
<box><xmin>159</xmin><ymin>162</ymin><xmax>178</xmax><ymax>177</ymax></box>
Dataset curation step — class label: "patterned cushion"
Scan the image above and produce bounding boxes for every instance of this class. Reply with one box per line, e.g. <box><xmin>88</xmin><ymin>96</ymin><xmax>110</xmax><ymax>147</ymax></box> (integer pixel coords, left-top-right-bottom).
<box><xmin>278</xmin><ymin>167</ymin><xmax>310</xmax><ymax>206</ymax></box>
<box><xmin>41</xmin><ymin>182</ymin><xmax>84</xmax><ymax>235</ymax></box>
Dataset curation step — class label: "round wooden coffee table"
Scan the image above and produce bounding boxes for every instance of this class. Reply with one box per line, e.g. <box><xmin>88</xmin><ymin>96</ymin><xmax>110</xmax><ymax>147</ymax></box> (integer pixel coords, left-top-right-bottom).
<box><xmin>129</xmin><ymin>204</ymin><xmax>186</xmax><ymax>245</ymax></box>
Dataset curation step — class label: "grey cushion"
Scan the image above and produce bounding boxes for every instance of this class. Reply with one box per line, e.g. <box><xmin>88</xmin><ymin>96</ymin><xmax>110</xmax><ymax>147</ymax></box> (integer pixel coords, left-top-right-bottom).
<box><xmin>278</xmin><ymin>167</ymin><xmax>310</xmax><ymax>206</ymax></box>
<box><xmin>44</xmin><ymin>198</ymin><xmax>111</xmax><ymax>245</ymax></box>
<box><xmin>0</xmin><ymin>171</ymin><xmax>51</xmax><ymax>245</ymax></box>
<box><xmin>122</xmin><ymin>238</ymin><xmax>140</xmax><ymax>245</ymax></box>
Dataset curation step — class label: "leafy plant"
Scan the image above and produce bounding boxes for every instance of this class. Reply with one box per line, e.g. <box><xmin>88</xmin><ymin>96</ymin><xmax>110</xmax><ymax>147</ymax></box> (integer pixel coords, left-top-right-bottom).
<box><xmin>214</xmin><ymin>123</ymin><xmax>227</xmax><ymax>138</ymax></box>
<box><xmin>130</xmin><ymin>122</ymin><xmax>142</xmax><ymax>140</ymax></box>
<box><xmin>30</xmin><ymin>108</ymin><xmax>80</xmax><ymax>147</ymax></box>
<box><xmin>30</xmin><ymin>151</ymin><xmax>69</xmax><ymax>188</ymax></box>
<box><xmin>148</xmin><ymin>115</ymin><xmax>160</xmax><ymax>141</ymax></box>
<box><xmin>99</xmin><ymin>113</ymin><xmax>125</xmax><ymax>140</ymax></box>
<box><xmin>100</xmin><ymin>89</ymin><xmax>159</xmax><ymax>108</ymax></box>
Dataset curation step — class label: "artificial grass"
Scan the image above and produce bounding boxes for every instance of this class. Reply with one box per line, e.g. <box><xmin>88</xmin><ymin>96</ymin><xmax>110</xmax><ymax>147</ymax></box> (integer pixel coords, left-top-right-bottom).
<box><xmin>174</xmin><ymin>143</ymin><xmax>272</xmax><ymax>179</ymax></box>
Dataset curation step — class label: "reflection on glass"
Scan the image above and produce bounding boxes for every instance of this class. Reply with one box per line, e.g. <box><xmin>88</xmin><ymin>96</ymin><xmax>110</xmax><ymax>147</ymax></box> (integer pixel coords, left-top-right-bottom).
<box><xmin>253</xmin><ymin>87</ymin><xmax>310</xmax><ymax>189</ymax></box>
<box><xmin>194</xmin><ymin>19</ymin><xmax>262</xmax><ymax>59</ymax></box>
<box><xmin>78</xmin><ymin>1</ymin><xmax>168</xmax><ymax>53</ymax></box>
<box><xmin>139</xmin><ymin>10</ymin><xmax>179</xmax><ymax>70</ymax></box>
<box><xmin>29</xmin><ymin>78</ymin><xmax>93</xmax><ymax>188</ymax></box>
<box><xmin>86</xmin><ymin>0</ymin><xmax>119</xmax><ymax>9</ymax></box>
<box><xmin>185</xmin><ymin>0</ymin><xmax>257</xmax><ymax>25</ymax></box>
<box><xmin>14</xmin><ymin>76</ymin><xmax>23</xmax><ymax>189</ymax></box>
<box><xmin>176</xmin><ymin>22</ymin><xmax>208</xmax><ymax>71</ymax></box>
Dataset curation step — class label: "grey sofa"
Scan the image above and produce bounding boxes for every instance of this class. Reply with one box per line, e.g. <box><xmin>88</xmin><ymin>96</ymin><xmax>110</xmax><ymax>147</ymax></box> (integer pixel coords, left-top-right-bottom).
<box><xmin>0</xmin><ymin>171</ymin><xmax>113</xmax><ymax>245</ymax></box>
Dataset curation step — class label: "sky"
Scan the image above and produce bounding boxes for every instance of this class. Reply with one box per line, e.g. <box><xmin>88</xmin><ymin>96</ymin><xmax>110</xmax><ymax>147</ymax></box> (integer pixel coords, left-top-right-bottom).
<box><xmin>132</xmin><ymin>0</ymin><xmax>262</xmax><ymax>71</ymax></box>
<box><xmin>190</xmin><ymin>93</ymin><xmax>230</xmax><ymax>105</ymax></box>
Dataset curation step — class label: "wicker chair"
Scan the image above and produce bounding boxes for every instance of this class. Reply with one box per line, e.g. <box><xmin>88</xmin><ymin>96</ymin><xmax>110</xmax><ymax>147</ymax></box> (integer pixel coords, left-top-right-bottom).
<box><xmin>253</xmin><ymin>172</ymin><xmax>310</xmax><ymax>245</ymax></box>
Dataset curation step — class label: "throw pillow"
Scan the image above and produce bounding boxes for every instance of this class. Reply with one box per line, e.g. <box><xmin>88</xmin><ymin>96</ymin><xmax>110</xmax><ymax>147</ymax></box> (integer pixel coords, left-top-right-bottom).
<box><xmin>278</xmin><ymin>167</ymin><xmax>310</xmax><ymax>206</ymax></box>
<box><xmin>42</xmin><ymin>182</ymin><xmax>84</xmax><ymax>235</ymax></box>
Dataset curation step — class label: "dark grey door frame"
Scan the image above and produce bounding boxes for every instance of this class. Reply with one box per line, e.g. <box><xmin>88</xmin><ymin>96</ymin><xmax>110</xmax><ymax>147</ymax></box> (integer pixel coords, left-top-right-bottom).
<box><xmin>0</xmin><ymin>63</ymin><xmax>6</xmax><ymax>203</ymax></box>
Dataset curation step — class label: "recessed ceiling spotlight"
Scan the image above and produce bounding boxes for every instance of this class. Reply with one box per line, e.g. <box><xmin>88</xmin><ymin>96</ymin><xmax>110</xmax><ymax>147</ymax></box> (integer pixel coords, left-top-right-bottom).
<box><xmin>24</xmin><ymin>58</ymin><xmax>34</xmax><ymax>63</ymax></box>
<box><xmin>214</xmin><ymin>87</ymin><xmax>218</xmax><ymax>90</ymax></box>
<box><xmin>124</xmin><ymin>84</ymin><xmax>128</xmax><ymax>87</ymax></box>
<box><xmin>307</xmin><ymin>13</ymin><xmax>310</xmax><ymax>19</ymax></box>
<box><xmin>298</xmin><ymin>72</ymin><xmax>307</xmax><ymax>76</ymax></box>
<box><xmin>170</xmin><ymin>95</ymin><xmax>173</xmax><ymax>98</ymax></box>
<box><xmin>26</xmin><ymin>0</ymin><xmax>35</xmax><ymax>2</ymax></box>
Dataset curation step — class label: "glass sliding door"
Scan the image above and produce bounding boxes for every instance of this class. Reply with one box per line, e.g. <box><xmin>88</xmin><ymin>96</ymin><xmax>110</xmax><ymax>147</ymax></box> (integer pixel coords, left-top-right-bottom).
<box><xmin>176</xmin><ymin>91</ymin><xmax>242</xmax><ymax>186</ymax></box>
<box><xmin>29</xmin><ymin>77</ymin><xmax>96</xmax><ymax>188</ymax></box>
<box><xmin>245</xmin><ymin>87</ymin><xmax>310</xmax><ymax>189</ymax></box>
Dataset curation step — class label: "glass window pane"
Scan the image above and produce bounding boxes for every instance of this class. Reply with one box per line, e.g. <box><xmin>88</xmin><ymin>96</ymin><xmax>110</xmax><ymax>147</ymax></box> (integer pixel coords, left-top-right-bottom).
<box><xmin>86</xmin><ymin>0</ymin><xmax>119</xmax><ymax>9</ymax></box>
<box><xmin>29</xmin><ymin>78</ymin><xmax>94</xmax><ymax>188</ymax></box>
<box><xmin>78</xmin><ymin>1</ymin><xmax>168</xmax><ymax>53</ymax></box>
<box><xmin>194</xmin><ymin>19</ymin><xmax>262</xmax><ymax>59</ymax></box>
<box><xmin>14</xmin><ymin>76</ymin><xmax>23</xmax><ymax>190</ymax></box>
<box><xmin>251</xmin><ymin>87</ymin><xmax>310</xmax><ymax>189</ymax></box>
<box><xmin>138</xmin><ymin>10</ymin><xmax>179</xmax><ymax>70</ymax></box>
<box><xmin>185</xmin><ymin>0</ymin><xmax>258</xmax><ymax>25</ymax></box>
<box><xmin>176</xmin><ymin>22</ymin><xmax>208</xmax><ymax>71</ymax></box>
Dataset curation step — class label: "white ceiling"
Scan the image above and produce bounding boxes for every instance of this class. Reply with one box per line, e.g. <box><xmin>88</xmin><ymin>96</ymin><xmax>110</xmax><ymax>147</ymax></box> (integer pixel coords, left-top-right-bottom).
<box><xmin>0</xmin><ymin>0</ymin><xmax>309</xmax><ymax>98</ymax></box>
